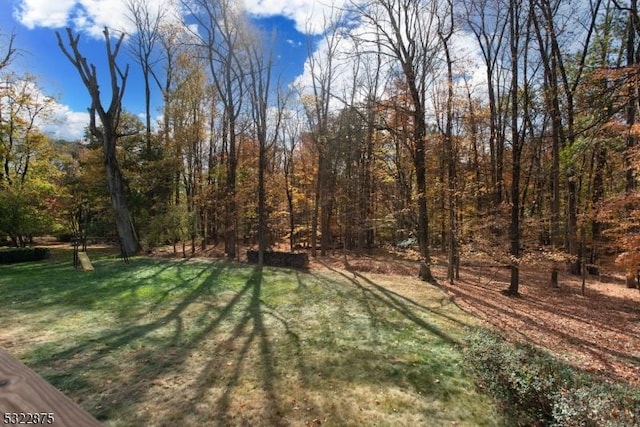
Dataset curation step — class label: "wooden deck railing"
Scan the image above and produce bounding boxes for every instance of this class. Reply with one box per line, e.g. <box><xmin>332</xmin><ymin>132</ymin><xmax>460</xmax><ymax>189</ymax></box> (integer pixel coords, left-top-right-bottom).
<box><xmin>0</xmin><ymin>348</ymin><xmax>101</xmax><ymax>426</ymax></box>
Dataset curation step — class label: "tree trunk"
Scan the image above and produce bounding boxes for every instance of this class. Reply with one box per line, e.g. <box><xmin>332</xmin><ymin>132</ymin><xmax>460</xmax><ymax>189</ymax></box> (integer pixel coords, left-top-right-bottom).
<box><xmin>625</xmin><ymin>0</ymin><xmax>638</xmax><ymax>194</ymax></box>
<box><xmin>626</xmin><ymin>269</ymin><xmax>638</xmax><ymax>289</ymax></box>
<box><xmin>105</xmin><ymin>149</ymin><xmax>140</xmax><ymax>255</ymax></box>
<box><xmin>311</xmin><ymin>153</ymin><xmax>321</xmax><ymax>257</ymax></box>
<box><xmin>567</xmin><ymin>176</ymin><xmax>580</xmax><ymax>274</ymax></box>
<box><xmin>257</xmin><ymin>136</ymin><xmax>266</xmax><ymax>267</ymax></box>
<box><xmin>507</xmin><ymin>0</ymin><xmax>521</xmax><ymax>296</ymax></box>
<box><xmin>284</xmin><ymin>149</ymin><xmax>296</xmax><ymax>252</ymax></box>
<box><xmin>590</xmin><ymin>143</ymin><xmax>606</xmax><ymax>274</ymax></box>
<box><xmin>225</xmin><ymin>118</ymin><xmax>237</xmax><ymax>260</ymax></box>
<box><xmin>57</xmin><ymin>27</ymin><xmax>140</xmax><ymax>256</ymax></box>
<box><xmin>415</xmin><ymin>119</ymin><xmax>434</xmax><ymax>282</ymax></box>
<box><xmin>441</xmin><ymin>27</ymin><xmax>457</xmax><ymax>284</ymax></box>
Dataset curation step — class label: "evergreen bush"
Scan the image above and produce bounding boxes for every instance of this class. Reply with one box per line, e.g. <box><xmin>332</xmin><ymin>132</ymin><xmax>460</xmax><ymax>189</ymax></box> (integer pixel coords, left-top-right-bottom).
<box><xmin>0</xmin><ymin>247</ymin><xmax>51</xmax><ymax>264</ymax></box>
<box><xmin>464</xmin><ymin>329</ymin><xmax>640</xmax><ymax>427</ymax></box>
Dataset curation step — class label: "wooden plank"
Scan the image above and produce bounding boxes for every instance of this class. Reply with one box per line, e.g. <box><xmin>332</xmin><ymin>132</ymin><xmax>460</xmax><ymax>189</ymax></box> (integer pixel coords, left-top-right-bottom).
<box><xmin>77</xmin><ymin>252</ymin><xmax>94</xmax><ymax>271</ymax></box>
<box><xmin>0</xmin><ymin>348</ymin><xmax>101</xmax><ymax>426</ymax></box>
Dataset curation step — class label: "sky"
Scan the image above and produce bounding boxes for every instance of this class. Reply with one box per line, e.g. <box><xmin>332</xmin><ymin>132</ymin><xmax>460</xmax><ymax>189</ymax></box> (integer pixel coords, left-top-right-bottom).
<box><xmin>1</xmin><ymin>0</ymin><xmax>339</xmax><ymax>140</ymax></box>
<box><xmin>1</xmin><ymin>0</ymin><xmax>490</xmax><ymax>142</ymax></box>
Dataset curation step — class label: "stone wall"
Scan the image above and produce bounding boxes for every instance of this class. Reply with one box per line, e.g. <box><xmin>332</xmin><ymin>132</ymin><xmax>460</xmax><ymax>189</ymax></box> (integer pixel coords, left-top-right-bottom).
<box><xmin>246</xmin><ymin>250</ymin><xmax>309</xmax><ymax>269</ymax></box>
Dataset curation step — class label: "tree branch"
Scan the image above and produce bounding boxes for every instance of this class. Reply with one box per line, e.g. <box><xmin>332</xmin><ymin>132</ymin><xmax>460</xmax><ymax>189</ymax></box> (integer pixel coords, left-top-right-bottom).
<box><xmin>0</xmin><ymin>31</ymin><xmax>17</xmax><ymax>71</ymax></box>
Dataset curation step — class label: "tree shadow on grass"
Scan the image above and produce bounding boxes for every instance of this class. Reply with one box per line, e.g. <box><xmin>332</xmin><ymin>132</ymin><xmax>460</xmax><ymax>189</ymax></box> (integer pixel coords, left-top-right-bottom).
<box><xmin>16</xmin><ymin>260</ymin><xmax>499</xmax><ymax>425</ymax></box>
<box><xmin>21</xmin><ymin>262</ymin><xmax>291</xmax><ymax>424</ymax></box>
<box><xmin>289</xmin><ymin>265</ymin><xmax>491</xmax><ymax>421</ymax></box>
<box><xmin>20</xmin><ymin>262</ymin><xmax>236</xmax><ymax>408</ymax></box>
<box><xmin>317</xmin><ymin>260</ymin><xmax>465</xmax><ymax>346</ymax></box>
<box><xmin>2</xmin><ymin>256</ymin><xmax>188</xmax><ymax>315</ymax></box>
<box><xmin>188</xmin><ymin>266</ymin><xmax>286</xmax><ymax>426</ymax></box>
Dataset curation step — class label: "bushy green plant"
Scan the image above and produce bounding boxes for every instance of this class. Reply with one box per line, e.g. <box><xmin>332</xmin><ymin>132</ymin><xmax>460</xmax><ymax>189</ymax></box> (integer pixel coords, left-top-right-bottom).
<box><xmin>464</xmin><ymin>329</ymin><xmax>640</xmax><ymax>427</ymax></box>
<box><xmin>0</xmin><ymin>247</ymin><xmax>51</xmax><ymax>264</ymax></box>
<box><xmin>464</xmin><ymin>330</ymin><xmax>573</xmax><ymax>425</ymax></box>
<box><xmin>141</xmin><ymin>206</ymin><xmax>195</xmax><ymax>253</ymax></box>
<box><xmin>552</xmin><ymin>383</ymin><xmax>640</xmax><ymax>427</ymax></box>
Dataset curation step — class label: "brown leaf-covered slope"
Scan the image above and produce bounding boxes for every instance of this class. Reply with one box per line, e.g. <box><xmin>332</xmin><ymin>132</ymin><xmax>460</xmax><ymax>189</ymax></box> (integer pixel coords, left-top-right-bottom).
<box><xmin>443</xmin><ymin>264</ymin><xmax>640</xmax><ymax>385</ymax></box>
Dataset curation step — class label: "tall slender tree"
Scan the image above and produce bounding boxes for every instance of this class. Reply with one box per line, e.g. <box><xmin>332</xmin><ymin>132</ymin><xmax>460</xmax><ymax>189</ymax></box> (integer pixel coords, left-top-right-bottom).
<box><xmin>506</xmin><ymin>0</ymin><xmax>524</xmax><ymax>295</ymax></box>
<box><xmin>183</xmin><ymin>0</ymin><xmax>247</xmax><ymax>259</ymax></box>
<box><xmin>438</xmin><ymin>0</ymin><xmax>458</xmax><ymax>282</ymax></box>
<box><xmin>301</xmin><ymin>11</ymin><xmax>343</xmax><ymax>257</ymax></box>
<box><xmin>124</xmin><ymin>0</ymin><xmax>166</xmax><ymax>155</ymax></box>
<box><xmin>353</xmin><ymin>0</ymin><xmax>443</xmax><ymax>281</ymax></box>
<box><xmin>245</xmin><ymin>29</ymin><xmax>285</xmax><ymax>265</ymax></box>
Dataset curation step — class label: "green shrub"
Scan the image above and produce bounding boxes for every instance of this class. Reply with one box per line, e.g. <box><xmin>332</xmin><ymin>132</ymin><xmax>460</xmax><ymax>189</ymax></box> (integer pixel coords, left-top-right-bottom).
<box><xmin>464</xmin><ymin>330</ymin><xmax>573</xmax><ymax>425</ymax></box>
<box><xmin>56</xmin><ymin>233</ymin><xmax>74</xmax><ymax>243</ymax></box>
<box><xmin>552</xmin><ymin>383</ymin><xmax>640</xmax><ymax>427</ymax></box>
<box><xmin>0</xmin><ymin>247</ymin><xmax>51</xmax><ymax>264</ymax></box>
<box><xmin>464</xmin><ymin>329</ymin><xmax>640</xmax><ymax>427</ymax></box>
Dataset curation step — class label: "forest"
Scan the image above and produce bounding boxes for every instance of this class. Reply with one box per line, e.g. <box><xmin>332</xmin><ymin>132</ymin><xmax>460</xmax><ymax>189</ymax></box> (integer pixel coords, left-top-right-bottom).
<box><xmin>2</xmin><ymin>0</ymin><xmax>640</xmax><ymax>295</ymax></box>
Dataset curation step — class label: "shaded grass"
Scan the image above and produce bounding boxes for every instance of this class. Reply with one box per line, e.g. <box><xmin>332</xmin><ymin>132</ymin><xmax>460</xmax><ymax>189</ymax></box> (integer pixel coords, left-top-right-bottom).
<box><xmin>0</xmin><ymin>248</ymin><xmax>504</xmax><ymax>426</ymax></box>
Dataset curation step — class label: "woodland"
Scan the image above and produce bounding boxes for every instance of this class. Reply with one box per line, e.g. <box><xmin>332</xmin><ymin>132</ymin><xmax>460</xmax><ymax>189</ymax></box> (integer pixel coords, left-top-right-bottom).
<box><xmin>2</xmin><ymin>0</ymin><xmax>640</xmax><ymax>296</ymax></box>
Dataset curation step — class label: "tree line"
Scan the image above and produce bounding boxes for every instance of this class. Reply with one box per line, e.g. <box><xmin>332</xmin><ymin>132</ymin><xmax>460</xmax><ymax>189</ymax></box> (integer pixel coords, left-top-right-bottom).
<box><xmin>1</xmin><ymin>0</ymin><xmax>640</xmax><ymax>292</ymax></box>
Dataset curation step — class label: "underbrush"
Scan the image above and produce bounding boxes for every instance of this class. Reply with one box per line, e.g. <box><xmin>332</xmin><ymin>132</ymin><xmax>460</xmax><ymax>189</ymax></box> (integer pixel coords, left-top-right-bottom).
<box><xmin>0</xmin><ymin>247</ymin><xmax>50</xmax><ymax>264</ymax></box>
<box><xmin>464</xmin><ymin>330</ymin><xmax>640</xmax><ymax>426</ymax></box>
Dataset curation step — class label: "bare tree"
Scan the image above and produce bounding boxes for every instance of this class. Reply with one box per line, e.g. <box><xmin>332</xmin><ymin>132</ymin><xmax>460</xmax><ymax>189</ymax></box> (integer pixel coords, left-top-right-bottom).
<box><xmin>437</xmin><ymin>0</ymin><xmax>458</xmax><ymax>283</ymax></box>
<box><xmin>0</xmin><ymin>31</ymin><xmax>19</xmax><ymax>185</ymax></box>
<box><xmin>124</xmin><ymin>0</ymin><xmax>167</xmax><ymax>155</ymax></box>
<box><xmin>301</xmin><ymin>11</ymin><xmax>343</xmax><ymax>257</ymax></box>
<box><xmin>462</xmin><ymin>0</ymin><xmax>510</xmax><ymax>208</ymax></box>
<box><xmin>353</xmin><ymin>0</ymin><xmax>443</xmax><ymax>281</ymax></box>
<box><xmin>183</xmin><ymin>0</ymin><xmax>247</xmax><ymax>259</ymax></box>
<box><xmin>245</xmin><ymin>29</ymin><xmax>285</xmax><ymax>265</ymax></box>
<box><xmin>329</xmin><ymin>28</ymin><xmax>385</xmax><ymax>253</ymax></box>
<box><xmin>530</xmin><ymin>0</ymin><xmax>603</xmax><ymax>283</ymax></box>
<box><xmin>0</xmin><ymin>31</ymin><xmax>16</xmax><ymax>72</ymax></box>
<box><xmin>280</xmin><ymin>107</ymin><xmax>303</xmax><ymax>252</ymax></box>
<box><xmin>157</xmin><ymin>20</ymin><xmax>182</xmax><ymax>134</ymax></box>
<box><xmin>57</xmin><ymin>27</ymin><xmax>140</xmax><ymax>255</ymax></box>
<box><xmin>506</xmin><ymin>0</ymin><xmax>528</xmax><ymax>295</ymax></box>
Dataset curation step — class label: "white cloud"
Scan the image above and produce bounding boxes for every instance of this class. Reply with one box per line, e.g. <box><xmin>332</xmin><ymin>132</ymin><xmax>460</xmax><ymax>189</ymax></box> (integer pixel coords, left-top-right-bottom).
<box><xmin>292</xmin><ymin>29</ymin><xmax>370</xmax><ymax>110</ymax></box>
<box><xmin>285</xmin><ymin>39</ymin><xmax>302</xmax><ymax>47</ymax></box>
<box><xmin>40</xmin><ymin>102</ymin><xmax>89</xmax><ymax>141</ymax></box>
<box><xmin>13</xmin><ymin>0</ymin><xmax>78</xmax><ymax>29</ymax></box>
<box><xmin>243</xmin><ymin>0</ymin><xmax>348</xmax><ymax>35</ymax></box>
<box><xmin>28</xmin><ymin>0</ymin><xmax>347</xmax><ymax>37</ymax></box>
<box><xmin>0</xmin><ymin>76</ymin><xmax>88</xmax><ymax>141</ymax></box>
<box><xmin>14</xmin><ymin>0</ymin><xmax>179</xmax><ymax>38</ymax></box>
<box><xmin>14</xmin><ymin>0</ymin><xmax>340</xmax><ymax>39</ymax></box>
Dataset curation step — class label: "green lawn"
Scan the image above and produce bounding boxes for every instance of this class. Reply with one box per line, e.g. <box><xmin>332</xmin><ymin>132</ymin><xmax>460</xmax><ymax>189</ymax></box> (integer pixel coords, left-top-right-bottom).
<box><xmin>0</xmin><ymin>248</ymin><xmax>504</xmax><ymax>426</ymax></box>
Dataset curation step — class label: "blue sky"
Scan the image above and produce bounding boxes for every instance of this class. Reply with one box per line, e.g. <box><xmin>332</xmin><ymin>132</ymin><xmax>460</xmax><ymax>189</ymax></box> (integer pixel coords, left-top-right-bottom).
<box><xmin>1</xmin><ymin>0</ymin><xmax>326</xmax><ymax>140</ymax></box>
<box><xmin>2</xmin><ymin>0</ymin><xmax>489</xmax><ymax>141</ymax></box>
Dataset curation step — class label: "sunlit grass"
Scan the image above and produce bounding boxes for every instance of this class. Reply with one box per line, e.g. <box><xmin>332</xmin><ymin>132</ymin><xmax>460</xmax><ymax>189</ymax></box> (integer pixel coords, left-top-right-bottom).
<box><xmin>0</xmin><ymin>248</ymin><xmax>505</xmax><ymax>426</ymax></box>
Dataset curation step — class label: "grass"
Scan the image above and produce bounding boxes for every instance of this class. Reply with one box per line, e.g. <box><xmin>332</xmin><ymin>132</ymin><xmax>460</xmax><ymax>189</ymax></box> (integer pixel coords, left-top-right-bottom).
<box><xmin>0</xmin><ymin>248</ymin><xmax>504</xmax><ymax>426</ymax></box>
